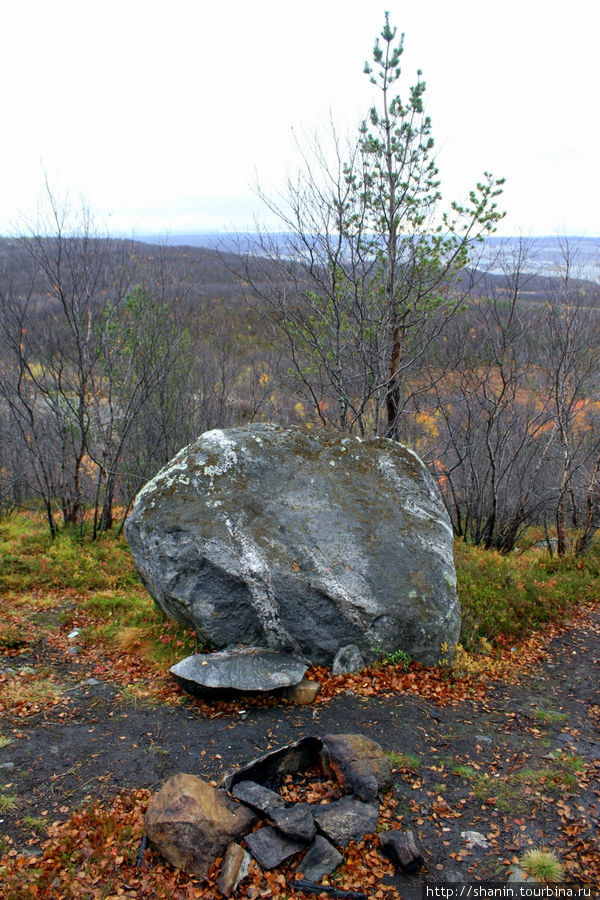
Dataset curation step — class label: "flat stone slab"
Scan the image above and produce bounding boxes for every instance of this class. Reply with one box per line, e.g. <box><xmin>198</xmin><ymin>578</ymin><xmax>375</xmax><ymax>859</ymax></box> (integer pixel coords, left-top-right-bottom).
<box><xmin>312</xmin><ymin>796</ymin><xmax>379</xmax><ymax>848</ymax></box>
<box><xmin>231</xmin><ymin>781</ymin><xmax>284</xmax><ymax>815</ymax></box>
<box><xmin>297</xmin><ymin>835</ymin><xmax>343</xmax><ymax>881</ymax></box>
<box><xmin>245</xmin><ymin>826</ymin><xmax>306</xmax><ymax>869</ymax></box>
<box><xmin>170</xmin><ymin>647</ymin><xmax>307</xmax><ymax>696</ymax></box>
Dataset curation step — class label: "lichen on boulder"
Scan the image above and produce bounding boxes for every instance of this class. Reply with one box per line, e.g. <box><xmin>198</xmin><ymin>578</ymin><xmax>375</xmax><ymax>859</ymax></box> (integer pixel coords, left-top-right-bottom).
<box><xmin>125</xmin><ymin>424</ymin><xmax>459</xmax><ymax>665</ymax></box>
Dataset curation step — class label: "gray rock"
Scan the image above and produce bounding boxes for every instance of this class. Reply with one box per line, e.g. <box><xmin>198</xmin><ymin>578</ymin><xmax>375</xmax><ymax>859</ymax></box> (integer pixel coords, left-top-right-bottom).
<box><xmin>20</xmin><ymin>847</ymin><xmax>43</xmax><ymax>859</ymax></box>
<box><xmin>245</xmin><ymin>826</ymin><xmax>305</xmax><ymax>869</ymax></box>
<box><xmin>350</xmin><ymin>774</ymin><xmax>379</xmax><ymax>802</ymax></box>
<box><xmin>379</xmin><ymin>830</ymin><xmax>424</xmax><ymax>874</ymax></box>
<box><xmin>269</xmin><ymin>803</ymin><xmax>316</xmax><ymax>842</ymax></box>
<box><xmin>332</xmin><ymin>644</ymin><xmax>365</xmax><ymax>675</ymax></box>
<box><xmin>298</xmin><ymin>835</ymin><xmax>343</xmax><ymax>881</ymax></box>
<box><xmin>507</xmin><ymin>867</ymin><xmax>539</xmax><ymax>884</ymax></box>
<box><xmin>312</xmin><ymin>796</ymin><xmax>379</xmax><ymax>848</ymax></box>
<box><xmin>231</xmin><ymin>781</ymin><xmax>284</xmax><ymax>815</ymax></box>
<box><xmin>170</xmin><ymin>647</ymin><xmax>307</xmax><ymax>696</ymax></box>
<box><xmin>461</xmin><ymin>830</ymin><xmax>490</xmax><ymax>849</ymax></box>
<box><xmin>126</xmin><ymin>424</ymin><xmax>460</xmax><ymax>666</ymax></box>
<box><xmin>444</xmin><ymin>870</ymin><xmax>465</xmax><ymax>883</ymax></box>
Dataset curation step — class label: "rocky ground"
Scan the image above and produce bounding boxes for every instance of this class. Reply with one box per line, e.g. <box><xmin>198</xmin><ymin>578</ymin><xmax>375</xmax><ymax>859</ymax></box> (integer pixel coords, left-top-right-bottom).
<box><xmin>1</xmin><ymin>606</ymin><xmax>599</xmax><ymax>898</ymax></box>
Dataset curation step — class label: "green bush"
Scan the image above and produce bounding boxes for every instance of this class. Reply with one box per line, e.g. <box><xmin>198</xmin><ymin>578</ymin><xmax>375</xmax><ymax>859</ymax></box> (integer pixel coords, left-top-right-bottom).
<box><xmin>455</xmin><ymin>538</ymin><xmax>600</xmax><ymax>650</ymax></box>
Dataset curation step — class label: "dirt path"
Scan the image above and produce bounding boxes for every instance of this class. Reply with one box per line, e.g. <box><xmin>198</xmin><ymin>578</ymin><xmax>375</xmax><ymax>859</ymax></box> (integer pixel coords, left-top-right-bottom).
<box><xmin>1</xmin><ymin>608</ymin><xmax>599</xmax><ymax>894</ymax></box>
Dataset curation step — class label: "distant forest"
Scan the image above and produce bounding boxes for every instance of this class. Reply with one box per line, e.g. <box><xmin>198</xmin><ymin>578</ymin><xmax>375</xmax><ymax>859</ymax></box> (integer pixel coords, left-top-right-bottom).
<box><xmin>0</xmin><ymin>228</ymin><xmax>599</xmax><ymax>555</ymax></box>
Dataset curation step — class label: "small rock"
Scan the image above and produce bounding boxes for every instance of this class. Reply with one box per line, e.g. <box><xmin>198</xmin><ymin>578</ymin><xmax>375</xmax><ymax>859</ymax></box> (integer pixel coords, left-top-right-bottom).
<box><xmin>297</xmin><ymin>835</ymin><xmax>343</xmax><ymax>881</ymax></box>
<box><xmin>379</xmin><ymin>830</ymin><xmax>424</xmax><ymax>874</ymax></box>
<box><xmin>461</xmin><ymin>830</ymin><xmax>490</xmax><ymax>849</ymax></box>
<box><xmin>507</xmin><ymin>867</ymin><xmax>539</xmax><ymax>884</ymax></box>
<box><xmin>444</xmin><ymin>869</ymin><xmax>466</xmax><ymax>883</ymax></box>
<box><xmin>0</xmin><ymin>762</ymin><xmax>15</xmax><ymax>770</ymax></box>
<box><xmin>245</xmin><ymin>826</ymin><xmax>305</xmax><ymax>869</ymax></box>
<box><xmin>475</xmin><ymin>734</ymin><xmax>493</xmax><ymax>744</ymax></box>
<box><xmin>285</xmin><ymin>679</ymin><xmax>321</xmax><ymax>704</ymax></box>
<box><xmin>269</xmin><ymin>803</ymin><xmax>316</xmax><ymax>842</ymax></box>
<box><xmin>231</xmin><ymin>781</ymin><xmax>283</xmax><ymax>815</ymax></box>
<box><xmin>84</xmin><ymin>677</ymin><xmax>101</xmax><ymax>686</ymax></box>
<box><xmin>332</xmin><ymin>644</ymin><xmax>365</xmax><ymax>675</ymax></box>
<box><xmin>321</xmin><ymin>733</ymin><xmax>393</xmax><ymax>798</ymax></box>
<box><xmin>312</xmin><ymin>796</ymin><xmax>379</xmax><ymax>848</ymax></box>
<box><xmin>68</xmin><ymin>646</ymin><xmax>79</xmax><ymax>656</ymax></box>
<box><xmin>217</xmin><ymin>842</ymin><xmax>250</xmax><ymax>897</ymax></box>
<box><xmin>20</xmin><ymin>847</ymin><xmax>44</xmax><ymax>859</ymax></box>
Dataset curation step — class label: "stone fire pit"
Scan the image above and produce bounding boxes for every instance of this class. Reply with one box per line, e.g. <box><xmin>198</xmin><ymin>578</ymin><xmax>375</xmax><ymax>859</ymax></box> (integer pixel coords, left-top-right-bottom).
<box><xmin>145</xmin><ymin>733</ymin><xmax>424</xmax><ymax>896</ymax></box>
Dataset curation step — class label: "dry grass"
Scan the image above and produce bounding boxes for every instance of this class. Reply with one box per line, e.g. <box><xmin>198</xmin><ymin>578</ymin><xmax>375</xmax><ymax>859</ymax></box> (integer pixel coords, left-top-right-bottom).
<box><xmin>0</xmin><ymin>672</ymin><xmax>64</xmax><ymax>710</ymax></box>
<box><xmin>113</xmin><ymin>626</ymin><xmax>154</xmax><ymax>656</ymax></box>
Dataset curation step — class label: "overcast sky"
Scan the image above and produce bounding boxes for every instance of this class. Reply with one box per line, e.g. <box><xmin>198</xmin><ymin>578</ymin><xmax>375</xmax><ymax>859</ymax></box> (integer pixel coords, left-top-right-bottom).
<box><xmin>2</xmin><ymin>0</ymin><xmax>599</xmax><ymax>237</ymax></box>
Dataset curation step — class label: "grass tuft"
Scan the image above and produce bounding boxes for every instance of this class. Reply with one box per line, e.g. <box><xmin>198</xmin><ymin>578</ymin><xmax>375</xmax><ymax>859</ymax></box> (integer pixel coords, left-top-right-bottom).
<box><xmin>386</xmin><ymin>751</ymin><xmax>421</xmax><ymax>771</ymax></box>
<box><xmin>23</xmin><ymin>815</ymin><xmax>47</xmax><ymax>835</ymax></box>
<box><xmin>534</xmin><ymin>708</ymin><xmax>568</xmax><ymax>724</ymax></box>
<box><xmin>520</xmin><ymin>848</ymin><xmax>565</xmax><ymax>883</ymax></box>
<box><xmin>0</xmin><ymin>793</ymin><xmax>18</xmax><ymax>812</ymax></box>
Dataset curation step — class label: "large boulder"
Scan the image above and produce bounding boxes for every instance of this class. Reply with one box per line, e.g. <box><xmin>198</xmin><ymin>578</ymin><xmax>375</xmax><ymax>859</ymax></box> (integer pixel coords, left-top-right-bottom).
<box><xmin>125</xmin><ymin>424</ymin><xmax>459</xmax><ymax>665</ymax></box>
<box><xmin>145</xmin><ymin>773</ymin><xmax>256</xmax><ymax>878</ymax></box>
